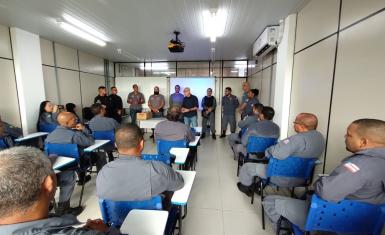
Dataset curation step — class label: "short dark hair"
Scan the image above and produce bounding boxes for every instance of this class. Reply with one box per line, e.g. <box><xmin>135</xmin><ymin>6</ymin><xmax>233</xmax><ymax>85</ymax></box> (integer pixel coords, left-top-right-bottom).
<box><xmin>111</xmin><ymin>86</ymin><xmax>117</xmax><ymax>90</ymax></box>
<box><xmin>250</xmin><ymin>89</ymin><xmax>259</xmax><ymax>97</ymax></box>
<box><xmin>115</xmin><ymin>123</ymin><xmax>143</xmax><ymax>149</ymax></box>
<box><xmin>261</xmin><ymin>106</ymin><xmax>275</xmax><ymax>120</ymax></box>
<box><xmin>91</xmin><ymin>103</ymin><xmax>103</xmax><ymax>115</ymax></box>
<box><xmin>352</xmin><ymin>119</ymin><xmax>385</xmax><ymax>144</ymax></box>
<box><xmin>225</xmin><ymin>87</ymin><xmax>232</xmax><ymax>92</ymax></box>
<box><xmin>167</xmin><ymin>106</ymin><xmax>182</xmax><ymax>122</ymax></box>
<box><xmin>253</xmin><ymin>103</ymin><xmax>264</xmax><ymax>113</ymax></box>
<box><xmin>98</xmin><ymin>86</ymin><xmax>106</xmax><ymax>90</ymax></box>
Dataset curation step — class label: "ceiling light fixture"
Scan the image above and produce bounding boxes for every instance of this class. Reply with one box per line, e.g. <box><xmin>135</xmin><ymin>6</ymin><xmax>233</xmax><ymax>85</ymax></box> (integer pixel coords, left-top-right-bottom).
<box><xmin>59</xmin><ymin>21</ymin><xmax>106</xmax><ymax>46</ymax></box>
<box><xmin>63</xmin><ymin>14</ymin><xmax>109</xmax><ymax>41</ymax></box>
<box><xmin>139</xmin><ymin>63</ymin><xmax>169</xmax><ymax>71</ymax></box>
<box><xmin>202</xmin><ymin>9</ymin><xmax>227</xmax><ymax>43</ymax></box>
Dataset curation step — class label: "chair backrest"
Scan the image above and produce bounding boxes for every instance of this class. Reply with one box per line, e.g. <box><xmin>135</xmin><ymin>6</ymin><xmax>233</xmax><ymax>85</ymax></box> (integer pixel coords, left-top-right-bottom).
<box><xmin>142</xmin><ymin>154</ymin><xmax>171</xmax><ymax>165</ymax></box>
<box><xmin>157</xmin><ymin>139</ymin><xmax>187</xmax><ymax>156</ymax></box>
<box><xmin>240</xmin><ymin>128</ymin><xmax>247</xmax><ymax>137</ymax></box>
<box><xmin>99</xmin><ymin>196</ymin><xmax>163</xmax><ymax>227</ymax></box>
<box><xmin>38</xmin><ymin>123</ymin><xmax>57</xmax><ymax>133</ymax></box>
<box><xmin>246</xmin><ymin>136</ymin><xmax>277</xmax><ymax>154</ymax></box>
<box><xmin>304</xmin><ymin>194</ymin><xmax>385</xmax><ymax>234</ymax></box>
<box><xmin>44</xmin><ymin>143</ymin><xmax>80</xmax><ymax>161</ymax></box>
<box><xmin>92</xmin><ymin>130</ymin><xmax>115</xmax><ymax>145</ymax></box>
<box><xmin>0</xmin><ymin>138</ymin><xmax>8</xmax><ymax>149</ymax></box>
<box><xmin>266</xmin><ymin>156</ymin><xmax>317</xmax><ymax>181</ymax></box>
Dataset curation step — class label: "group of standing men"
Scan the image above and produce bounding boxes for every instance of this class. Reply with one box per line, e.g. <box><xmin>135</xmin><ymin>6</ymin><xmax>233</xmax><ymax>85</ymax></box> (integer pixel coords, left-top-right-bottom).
<box><xmin>93</xmin><ymin>81</ymin><xmax>259</xmax><ymax>139</ymax></box>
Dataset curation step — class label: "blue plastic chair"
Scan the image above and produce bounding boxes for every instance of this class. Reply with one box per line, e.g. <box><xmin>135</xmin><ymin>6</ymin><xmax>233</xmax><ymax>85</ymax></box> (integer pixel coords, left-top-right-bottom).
<box><xmin>0</xmin><ymin>138</ymin><xmax>8</xmax><ymax>149</ymax></box>
<box><xmin>92</xmin><ymin>130</ymin><xmax>115</xmax><ymax>145</ymax></box>
<box><xmin>142</xmin><ymin>154</ymin><xmax>172</xmax><ymax>165</ymax></box>
<box><xmin>280</xmin><ymin>194</ymin><xmax>385</xmax><ymax>235</ymax></box>
<box><xmin>38</xmin><ymin>123</ymin><xmax>57</xmax><ymax>133</ymax></box>
<box><xmin>157</xmin><ymin>139</ymin><xmax>187</xmax><ymax>156</ymax></box>
<box><xmin>44</xmin><ymin>143</ymin><xmax>88</xmax><ymax>207</ymax></box>
<box><xmin>99</xmin><ymin>196</ymin><xmax>163</xmax><ymax>228</ymax></box>
<box><xmin>237</xmin><ymin>136</ymin><xmax>277</xmax><ymax>175</ymax></box>
<box><xmin>259</xmin><ymin>157</ymin><xmax>318</xmax><ymax>229</ymax></box>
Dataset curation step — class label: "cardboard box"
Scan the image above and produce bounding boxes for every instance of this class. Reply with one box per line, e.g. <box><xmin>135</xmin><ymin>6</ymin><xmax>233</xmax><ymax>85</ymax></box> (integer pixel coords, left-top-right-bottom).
<box><xmin>137</xmin><ymin>111</ymin><xmax>152</xmax><ymax>120</ymax></box>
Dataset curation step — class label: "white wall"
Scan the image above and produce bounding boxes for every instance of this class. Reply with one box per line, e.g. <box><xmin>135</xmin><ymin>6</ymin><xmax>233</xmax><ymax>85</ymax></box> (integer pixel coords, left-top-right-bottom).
<box><xmin>10</xmin><ymin>27</ymin><xmax>45</xmax><ymax>135</ymax></box>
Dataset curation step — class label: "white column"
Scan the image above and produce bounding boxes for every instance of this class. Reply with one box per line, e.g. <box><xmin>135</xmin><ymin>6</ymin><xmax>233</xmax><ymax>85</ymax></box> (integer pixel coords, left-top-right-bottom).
<box><xmin>10</xmin><ymin>27</ymin><xmax>45</xmax><ymax>135</ymax></box>
<box><xmin>273</xmin><ymin>14</ymin><xmax>296</xmax><ymax>139</ymax></box>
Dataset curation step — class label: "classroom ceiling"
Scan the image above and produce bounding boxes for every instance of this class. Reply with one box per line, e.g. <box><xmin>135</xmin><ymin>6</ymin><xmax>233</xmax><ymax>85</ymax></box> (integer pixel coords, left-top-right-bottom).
<box><xmin>0</xmin><ymin>0</ymin><xmax>306</xmax><ymax>62</ymax></box>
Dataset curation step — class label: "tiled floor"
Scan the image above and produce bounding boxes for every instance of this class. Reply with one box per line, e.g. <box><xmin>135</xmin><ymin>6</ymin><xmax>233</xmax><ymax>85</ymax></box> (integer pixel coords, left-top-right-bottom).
<box><xmin>66</xmin><ymin>135</ymin><xmax>276</xmax><ymax>235</ymax></box>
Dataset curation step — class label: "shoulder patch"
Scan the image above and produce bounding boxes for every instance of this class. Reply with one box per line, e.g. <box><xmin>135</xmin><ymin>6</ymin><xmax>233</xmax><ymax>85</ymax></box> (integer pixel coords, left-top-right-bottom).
<box><xmin>283</xmin><ymin>139</ymin><xmax>290</xmax><ymax>144</ymax></box>
<box><xmin>343</xmin><ymin>162</ymin><xmax>360</xmax><ymax>173</ymax></box>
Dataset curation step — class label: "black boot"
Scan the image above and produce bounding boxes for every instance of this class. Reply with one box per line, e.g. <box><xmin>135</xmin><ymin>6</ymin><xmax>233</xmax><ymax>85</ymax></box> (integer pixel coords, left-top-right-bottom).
<box><xmin>77</xmin><ymin>173</ymin><xmax>91</xmax><ymax>186</ymax></box>
<box><xmin>212</xmin><ymin>133</ymin><xmax>216</xmax><ymax>139</ymax></box>
<box><xmin>201</xmin><ymin>133</ymin><xmax>206</xmax><ymax>139</ymax></box>
<box><xmin>56</xmin><ymin>201</ymin><xmax>84</xmax><ymax>216</ymax></box>
<box><xmin>219</xmin><ymin>130</ymin><xmax>226</xmax><ymax>138</ymax></box>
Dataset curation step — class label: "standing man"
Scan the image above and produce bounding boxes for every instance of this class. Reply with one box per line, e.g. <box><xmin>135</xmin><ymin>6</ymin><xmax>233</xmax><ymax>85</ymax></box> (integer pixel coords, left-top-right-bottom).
<box><xmin>127</xmin><ymin>84</ymin><xmax>145</xmax><ymax>124</ymax></box>
<box><xmin>94</xmin><ymin>86</ymin><xmax>110</xmax><ymax>117</ymax></box>
<box><xmin>242</xmin><ymin>89</ymin><xmax>260</xmax><ymax>118</ymax></box>
<box><xmin>170</xmin><ymin>85</ymin><xmax>184</xmax><ymax>108</ymax></box>
<box><xmin>182</xmin><ymin>87</ymin><xmax>199</xmax><ymax>128</ymax></box>
<box><xmin>201</xmin><ymin>88</ymin><xmax>216</xmax><ymax>139</ymax></box>
<box><xmin>148</xmin><ymin>86</ymin><xmax>165</xmax><ymax>118</ymax></box>
<box><xmin>220</xmin><ymin>87</ymin><xmax>239</xmax><ymax>138</ymax></box>
<box><xmin>108</xmin><ymin>86</ymin><xmax>123</xmax><ymax>123</ymax></box>
<box><xmin>239</xmin><ymin>82</ymin><xmax>251</xmax><ymax>119</ymax></box>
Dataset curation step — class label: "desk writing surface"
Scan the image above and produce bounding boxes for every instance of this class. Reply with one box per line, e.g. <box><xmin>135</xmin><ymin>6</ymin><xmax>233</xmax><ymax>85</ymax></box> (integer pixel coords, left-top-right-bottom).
<box><xmin>120</xmin><ymin>209</ymin><xmax>168</xmax><ymax>235</ymax></box>
<box><xmin>171</xmin><ymin>170</ymin><xmax>196</xmax><ymax>205</ymax></box>
<box><xmin>83</xmin><ymin>139</ymin><xmax>110</xmax><ymax>152</ymax></box>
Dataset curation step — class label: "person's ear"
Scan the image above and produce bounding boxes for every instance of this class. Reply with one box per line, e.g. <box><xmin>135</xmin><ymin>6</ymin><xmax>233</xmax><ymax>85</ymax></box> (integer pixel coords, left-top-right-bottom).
<box><xmin>42</xmin><ymin>174</ymin><xmax>57</xmax><ymax>200</ymax></box>
<box><xmin>138</xmin><ymin>139</ymin><xmax>144</xmax><ymax>151</ymax></box>
<box><xmin>360</xmin><ymin>138</ymin><xmax>368</xmax><ymax>148</ymax></box>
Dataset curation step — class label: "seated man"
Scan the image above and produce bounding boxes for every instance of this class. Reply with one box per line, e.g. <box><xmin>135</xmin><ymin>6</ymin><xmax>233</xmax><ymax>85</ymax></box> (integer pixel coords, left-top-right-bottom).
<box><xmin>228</xmin><ymin>103</ymin><xmax>264</xmax><ymax>157</ymax></box>
<box><xmin>263</xmin><ymin>118</ymin><xmax>385</xmax><ymax>231</ymax></box>
<box><xmin>0</xmin><ymin>146</ymin><xmax>120</xmax><ymax>234</ymax></box>
<box><xmin>0</xmin><ymin>115</ymin><xmax>22</xmax><ymax>149</ymax></box>
<box><xmin>238</xmin><ymin>113</ymin><xmax>325</xmax><ymax>196</ymax></box>
<box><xmin>154</xmin><ymin>106</ymin><xmax>195</xmax><ymax>143</ymax></box>
<box><xmin>89</xmin><ymin>103</ymin><xmax>120</xmax><ymax>131</ymax></box>
<box><xmin>45</xmin><ymin>112</ymin><xmax>106</xmax><ymax>215</ymax></box>
<box><xmin>96</xmin><ymin>123</ymin><xmax>184</xmax><ymax>204</ymax></box>
<box><xmin>233</xmin><ymin>106</ymin><xmax>280</xmax><ymax>159</ymax></box>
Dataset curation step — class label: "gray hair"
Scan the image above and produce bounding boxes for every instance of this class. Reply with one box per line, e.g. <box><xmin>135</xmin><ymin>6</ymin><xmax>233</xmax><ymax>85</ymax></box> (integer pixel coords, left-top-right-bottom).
<box><xmin>0</xmin><ymin>146</ymin><xmax>53</xmax><ymax>218</ymax></box>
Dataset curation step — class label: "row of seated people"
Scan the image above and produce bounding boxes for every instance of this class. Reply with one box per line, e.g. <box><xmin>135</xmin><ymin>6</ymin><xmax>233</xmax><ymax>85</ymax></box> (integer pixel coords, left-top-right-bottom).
<box><xmin>0</xmin><ymin>104</ymin><xmax>198</xmax><ymax>234</ymax></box>
<box><xmin>227</xmin><ymin>103</ymin><xmax>385</xmax><ymax>233</ymax></box>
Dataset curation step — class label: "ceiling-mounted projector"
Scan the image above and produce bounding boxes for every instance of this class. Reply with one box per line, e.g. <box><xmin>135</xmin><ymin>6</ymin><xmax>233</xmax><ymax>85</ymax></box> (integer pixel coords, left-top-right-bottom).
<box><xmin>168</xmin><ymin>31</ymin><xmax>185</xmax><ymax>53</ymax></box>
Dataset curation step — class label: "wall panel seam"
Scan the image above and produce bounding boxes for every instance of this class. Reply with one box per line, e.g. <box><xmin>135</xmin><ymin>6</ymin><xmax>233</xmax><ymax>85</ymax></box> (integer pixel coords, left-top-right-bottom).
<box><xmin>42</xmin><ymin>63</ymin><xmax>104</xmax><ymax>77</ymax></box>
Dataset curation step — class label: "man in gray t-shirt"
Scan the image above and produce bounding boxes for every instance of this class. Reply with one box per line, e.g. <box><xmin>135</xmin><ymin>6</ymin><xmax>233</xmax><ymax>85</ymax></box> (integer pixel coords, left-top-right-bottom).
<box><xmin>127</xmin><ymin>84</ymin><xmax>145</xmax><ymax>124</ymax></box>
<box><xmin>148</xmin><ymin>86</ymin><xmax>165</xmax><ymax>118</ymax></box>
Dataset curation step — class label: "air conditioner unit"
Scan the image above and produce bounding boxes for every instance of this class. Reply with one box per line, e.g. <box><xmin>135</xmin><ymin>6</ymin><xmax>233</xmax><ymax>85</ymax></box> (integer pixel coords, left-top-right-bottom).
<box><xmin>253</xmin><ymin>26</ymin><xmax>278</xmax><ymax>58</ymax></box>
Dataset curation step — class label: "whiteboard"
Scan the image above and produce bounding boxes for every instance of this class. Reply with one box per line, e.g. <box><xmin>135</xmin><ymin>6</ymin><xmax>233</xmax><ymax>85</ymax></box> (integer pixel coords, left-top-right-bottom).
<box><xmin>170</xmin><ymin>77</ymin><xmax>216</xmax><ymax>109</ymax></box>
<box><xmin>115</xmin><ymin>77</ymin><xmax>169</xmax><ymax>109</ymax></box>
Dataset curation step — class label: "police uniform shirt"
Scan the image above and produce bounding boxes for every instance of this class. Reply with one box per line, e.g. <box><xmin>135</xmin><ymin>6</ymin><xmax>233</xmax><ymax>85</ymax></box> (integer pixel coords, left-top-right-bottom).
<box><xmin>149</xmin><ymin>94</ymin><xmax>165</xmax><ymax>110</ymax></box>
<box><xmin>45</xmin><ymin>126</ymin><xmax>94</xmax><ymax>147</ymax></box>
<box><xmin>241</xmin><ymin>120</ymin><xmax>280</xmax><ymax>146</ymax></box>
<box><xmin>314</xmin><ymin>147</ymin><xmax>385</xmax><ymax>204</ymax></box>
<box><xmin>238</xmin><ymin>115</ymin><xmax>258</xmax><ymax>129</ymax></box>
<box><xmin>88</xmin><ymin>115</ymin><xmax>120</xmax><ymax>132</ymax></box>
<box><xmin>242</xmin><ymin>97</ymin><xmax>259</xmax><ymax>117</ymax></box>
<box><xmin>39</xmin><ymin>112</ymin><xmax>58</xmax><ymax>125</ymax></box>
<box><xmin>154</xmin><ymin>120</ymin><xmax>195</xmax><ymax>143</ymax></box>
<box><xmin>222</xmin><ymin>95</ymin><xmax>239</xmax><ymax>115</ymax></box>
<box><xmin>127</xmin><ymin>92</ymin><xmax>145</xmax><ymax>110</ymax></box>
<box><xmin>266</xmin><ymin>130</ymin><xmax>325</xmax><ymax>160</ymax></box>
<box><xmin>96</xmin><ymin>154</ymin><xmax>184</xmax><ymax>201</ymax></box>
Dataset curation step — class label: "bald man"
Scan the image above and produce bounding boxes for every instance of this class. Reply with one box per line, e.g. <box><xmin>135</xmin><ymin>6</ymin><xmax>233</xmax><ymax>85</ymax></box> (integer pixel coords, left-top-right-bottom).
<box><xmin>182</xmin><ymin>87</ymin><xmax>199</xmax><ymax>128</ymax></box>
<box><xmin>238</xmin><ymin>113</ymin><xmax>325</xmax><ymax>196</ymax></box>
<box><xmin>45</xmin><ymin>112</ymin><xmax>106</xmax><ymax>215</ymax></box>
<box><xmin>263</xmin><ymin>119</ymin><xmax>385</xmax><ymax>231</ymax></box>
<box><xmin>239</xmin><ymin>82</ymin><xmax>250</xmax><ymax>118</ymax></box>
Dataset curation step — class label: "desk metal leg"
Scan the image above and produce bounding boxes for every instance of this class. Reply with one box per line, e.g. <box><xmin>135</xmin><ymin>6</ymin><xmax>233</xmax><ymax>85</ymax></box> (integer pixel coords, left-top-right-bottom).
<box><xmin>178</xmin><ymin>205</ymin><xmax>183</xmax><ymax>235</ymax></box>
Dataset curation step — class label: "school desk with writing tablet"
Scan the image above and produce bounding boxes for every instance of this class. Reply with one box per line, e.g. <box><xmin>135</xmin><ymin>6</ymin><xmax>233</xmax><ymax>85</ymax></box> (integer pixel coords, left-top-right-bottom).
<box><xmin>120</xmin><ymin>210</ymin><xmax>168</xmax><ymax>235</ymax></box>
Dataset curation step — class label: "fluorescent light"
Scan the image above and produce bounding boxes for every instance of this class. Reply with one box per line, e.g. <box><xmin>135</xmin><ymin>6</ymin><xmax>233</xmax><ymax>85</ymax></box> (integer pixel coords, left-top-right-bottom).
<box><xmin>139</xmin><ymin>63</ymin><xmax>169</xmax><ymax>71</ymax></box>
<box><xmin>59</xmin><ymin>22</ymin><xmax>106</xmax><ymax>46</ymax></box>
<box><xmin>203</xmin><ymin>9</ymin><xmax>227</xmax><ymax>42</ymax></box>
<box><xmin>63</xmin><ymin>14</ymin><xmax>109</xmax><ymax>41</ymax></box>
<box><xmin>230</xmin><ymin>70</ymin><xmax>238</xmax><ymax>73</ymax></box>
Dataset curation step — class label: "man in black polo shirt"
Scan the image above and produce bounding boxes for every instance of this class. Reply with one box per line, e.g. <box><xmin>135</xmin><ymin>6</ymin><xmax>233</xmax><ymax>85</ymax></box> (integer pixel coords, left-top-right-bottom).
<box><xmin>94</xmin><ymin>86</ymin><xmax>110</xmax><ymax>117</ymax></box>
<box><xmin>181</xmin><ymin>87</ymin><xmax>199</xmax><ymax>128</ymax></box>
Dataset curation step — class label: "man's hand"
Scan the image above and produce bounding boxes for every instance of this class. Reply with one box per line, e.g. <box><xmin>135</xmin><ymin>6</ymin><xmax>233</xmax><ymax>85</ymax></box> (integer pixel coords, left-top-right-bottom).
<box><xmin>74</xmin><ymin>123</ymin><xmax>85</xmax><ymax>131</ymax></box>
<box><xmin>117</xmin><ymin>110</ymin><xmax>122</xmax><ymax>115</ymax></box>
<box><xmin>181</xmin><ymin>108</ymin><xmax>189</xmax><ymax>113</ymax></box>
<box><xmin>84</xmin><ymin>219</ymin><xmax>109</xmax><ymax>233</ymax></box>
<box><xmin>207</xmin><ymin>107</ymin><xmax>212</xmax><ymax>112</ymax></box>
<box><xmin>53</xmin><ymin>105</ymin><xmax>58</xmax><ymax>113</ymax></box>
